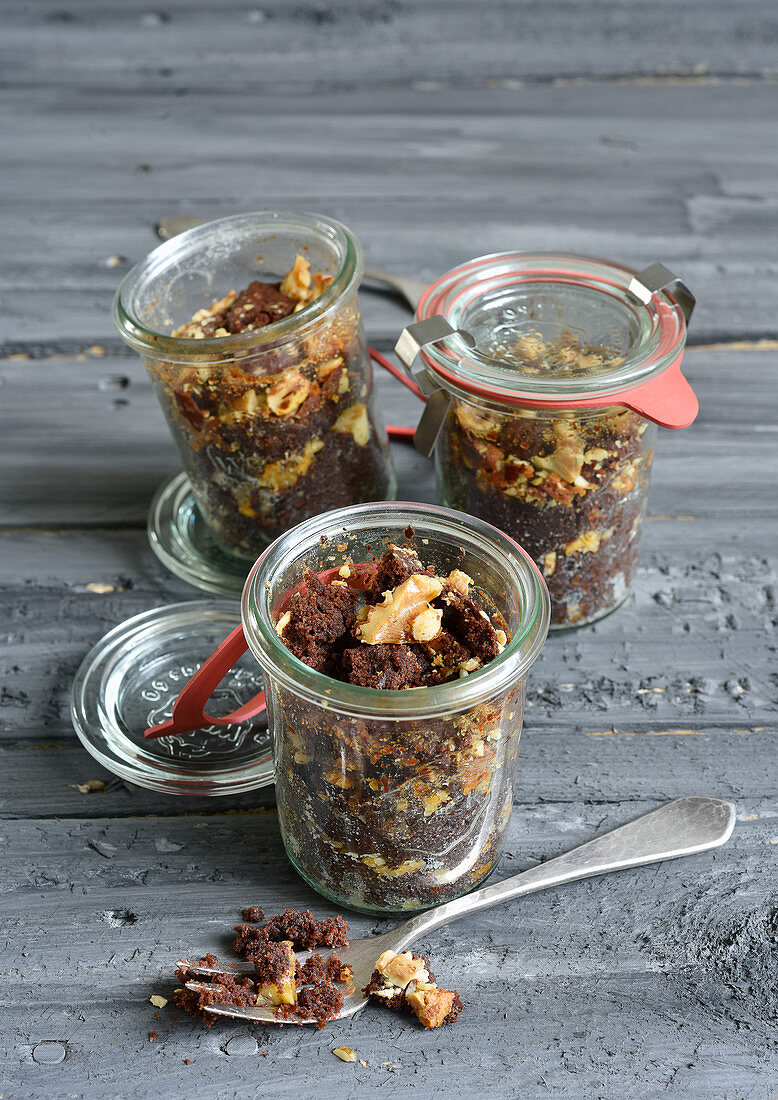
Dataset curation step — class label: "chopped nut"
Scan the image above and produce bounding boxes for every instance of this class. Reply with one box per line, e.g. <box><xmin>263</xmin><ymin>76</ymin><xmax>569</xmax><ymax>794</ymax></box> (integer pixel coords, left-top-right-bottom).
<box><xmin>258</xmin><ymin>438</ymin><xmax>324</xmax><ymax>491</ymax></box>
<box><xmin>455</xmin><ymin>403</ymin><xmax>500</xmax><ymax>438</ymax></box>
<box><xmin>405</xmin><ymin>986</ymin><xmax>459</xmax><ymax>1029</ymax></box>
<box><xmin>338</xmin><ymin>564</ymin><xmax>351</xmax><ymax>578</ymax></box>
<box><xmin>376</xmin><ymin>951</ymin><xmax>428</xmax><ymax>988</ymax></box>
<box><xmin>73</xmin><ymin>780</ymin><xmax>107</xmax><ymax>794</ymax></box>
<box><xmin>275</xmin><ymin>610</ymin><xmax>291</xmax><ymax>636</ymax></box>
<box><xmin>411</xmin><ymin>606</ymin><xmax>443</xmax><ymax>643</ymax></box>
<box><xmin>543</xmin><ymin>550</ymin><xmax>557</xmax><ymax>577</ymax></box>
<box><xmin>316</xmin><ymin>357</ymin><xmax>344</xmax><ymax>382</ymax></box>
<box><xmin>447</xmin><ymin>569</ymin><xmax>473</xmax><ymax>596</ymax></box>
<box><xmin>564</xmin><ymin>529</ymin><xmax>613</xmax><ymax>556</ymax></box>
<box><xmin>333</xmin><ymin>403</ymin><xmax>370</xmax><ymax>446</ymax></box>
<box><xmin>279</xmin><ymin>254</ymin><xmax>312</xmax><ymax>301</ymax></box>
<box><xmin>333</xmin><ymin>1046</ymin><xmax>357</xmax><ymax>1063</ymax></box>
<box><xmin>267</xmin><ymin>370</ymin><xmax>310</xmax><ymax>417</ymax></box>
<box><xmin>532</xmin><ymin>420</ymin><xmax>586</xmax><ymax>484</ymax></box>
<box><xmin>149</xmin><ymin>995</ymin><xmax>168</xmax><ymax>1008</ymax></box>
<box><xmin>86</xmin><ymin>582</ymin><xmax>115</xmax><ymax>594</ymax></box>
<box><xmin>358</xmin><ymin>574</ymin><xmax>443</xmax><ymax>645</ymax></box>
<box><xmin>494</xmin><ymin>629</ymin><xmax>507</xmax><ymax>650</ymax></box>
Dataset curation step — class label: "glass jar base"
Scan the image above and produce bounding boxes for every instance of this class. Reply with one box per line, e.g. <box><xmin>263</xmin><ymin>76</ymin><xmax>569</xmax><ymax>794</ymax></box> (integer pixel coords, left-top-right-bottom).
<box><xmin>283</xmin><ymin>844</ymin><xmax>503</xmax><ymax>918</ymax></box>
<box><xmin>148</xmin><ymin>471</ymin><xmax>253</xmax><ymax>597</ymax></box>
<box><xmin>549</xmin><ymin>587</ymin><xmax>632</xmax><ymax>632</ymax></box>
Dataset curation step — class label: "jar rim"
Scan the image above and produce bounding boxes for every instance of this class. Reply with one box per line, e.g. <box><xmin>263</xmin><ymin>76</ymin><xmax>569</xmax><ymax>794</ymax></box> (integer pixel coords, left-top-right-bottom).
<box><xmin>417</xmin><ymin>251</ymin><xmax>688</xmax><ymax>407</ymax></box>
<box><xmin>241</xmin><ymin>501</ymin><xmax>550</xmax><ymax>719</ymax></box>
<box><xmin>112</xmin><ymin>210</ymin><xmax>363</xmax><ymax>362</ymax></box>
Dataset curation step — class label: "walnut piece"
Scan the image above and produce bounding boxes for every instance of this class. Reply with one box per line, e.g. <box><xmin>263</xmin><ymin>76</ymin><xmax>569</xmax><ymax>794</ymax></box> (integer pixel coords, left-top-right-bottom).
<box><xmin>279</xmin><ymin>254</ymin><xmax>312</xmax><ymax>301</ymax></box>
<box><xmin>405</xmin><ymin>985</ymin><xmax>460</xmax><ymax>1029</ymax></box>
<box><xmin>358</xmin><ymin>574</ymin><xmax>443</xmax><ymax>645</ymax></box>
<box><xmin>447</xmin><ymin>569</ymin><xmax>473</xmax><ymax>596</ymax></box>
<box><xmin>267</xmin><ymin>369</ymin><xmax>310</xmax><ymax>417</ymax></box>
<box><xmin>333</xmin><ymin>1046</ymin><xmax>357</xmax><ymax>1062</ymax></box>
<box><xmin>375</xmin><ymin>950</ymin><xmax>429</xmax><ymax>989</ymax></box>
<box><xmin>411</xmin><ymin>606</ymin><xmax>443</xmax><ymax>643</ymax></box>
<box><xmin>332</xmin><ymin>403</ymin><xmax>370</xmax><ymax>446</ymax></box>
<box><xmin>564</xmin><ymin>528</ymin><xmax>614</xmax><ymax>556</ymax></box>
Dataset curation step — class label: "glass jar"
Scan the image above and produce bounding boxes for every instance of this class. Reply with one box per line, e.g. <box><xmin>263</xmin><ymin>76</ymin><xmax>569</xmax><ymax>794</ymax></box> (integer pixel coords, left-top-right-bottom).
<box><xmin>113</xmin><ymin>211</ymin><xmax>396</xmax><ymax>561</ymax></box>
<box><xmin>396</xmin><ymin>253</ymin><xmax>696</xmax><ymax>628</ymax></box>
<box><xmin>437</xmin><ymin>403</ymin><xmax>657</xmax><ymax>626</ymax></box>
<box><xmin>241</xmin><ymin>501</ymin><xmax>549</xmax><ymax>915</ymax></box>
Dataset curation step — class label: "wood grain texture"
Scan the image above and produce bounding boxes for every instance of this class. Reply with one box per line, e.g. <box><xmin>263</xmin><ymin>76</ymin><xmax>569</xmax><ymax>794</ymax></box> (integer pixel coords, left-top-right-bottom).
<box><xmin>3</xmin><ymin>81</ymin><xmax>778</xmax><ymax>343</ymax></box>
<box><xmin>3</xmin><ymin>1</ymin><xmax>778</xmax><ymax>1096</ymax></box>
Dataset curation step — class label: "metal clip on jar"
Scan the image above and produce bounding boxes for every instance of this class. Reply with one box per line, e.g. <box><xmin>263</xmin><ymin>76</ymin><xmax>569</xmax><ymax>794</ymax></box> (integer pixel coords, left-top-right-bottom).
<box><xmin>140</xmin><ymin>501</ymin><xmax>550</xmax><ymax>916</ymax></box>
<box><xmin>113</xmin><ymin>211</ymin><xmax>396</xmax><ymax>595</ymax></box>
<box><xmin>395</xmin><ymin>254</ymin><xmax>696</xmax><ymax>629</ymax></box>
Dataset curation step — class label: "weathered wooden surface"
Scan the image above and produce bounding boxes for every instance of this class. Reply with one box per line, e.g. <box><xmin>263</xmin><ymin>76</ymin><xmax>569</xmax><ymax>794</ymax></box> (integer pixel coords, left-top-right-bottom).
<box><xmin>2</xmin><ymin>2</ymin><xmax>777</xmax><ymax>1097</ymax></box>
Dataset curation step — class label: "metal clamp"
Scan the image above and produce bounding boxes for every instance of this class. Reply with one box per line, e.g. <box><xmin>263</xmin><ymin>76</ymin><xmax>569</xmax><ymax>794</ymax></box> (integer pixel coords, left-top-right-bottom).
<box><xmin>393</xmin><ymin>317</ymin><xmax>476</xmax><ymax>455</ymax></box>
<box><xmin>628</xmin><ymin>263</ymin><xmax>696</xmax><ymax>325</ymax></box>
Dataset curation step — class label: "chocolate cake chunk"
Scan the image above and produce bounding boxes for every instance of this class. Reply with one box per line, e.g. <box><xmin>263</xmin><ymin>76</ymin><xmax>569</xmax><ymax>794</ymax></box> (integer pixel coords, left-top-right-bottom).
<box><xmin>338</xmin><ymin>643</ymin><xmax>432</xmax><ymax>689</ymax></box>
<box><xmin>242</xmin><ymin>906</ymin><xmax>264</xmax><ymax>922</ymax></box>
<box><xmin>363</xmin><ymin>949</ymin><xmax>462</xmax><ymax>1029</ymax></box>
<box><xmin>253</xmin><ymin>941</ymin><xmax>297</xmax><ymax>1005</ymax></box>
<box><xmin>279</xmin><ymin>573</ymin><xmax>359</xmax><ymax>673</ymax></box>
<box><xmin>224</xmin><ymin>281</ymin><xmax>297</xmax><ymax>333</ymax></box>
<box><xmin>440</xmin><ymin>587</ymin><xmax>501</xmax><ymax>663</ymax></box>
<box><xmin>297</xmin><ymin>952</ymin><xmax>351</xmax><ymax>986</ymax></box>
<box><xmin>363</xmin><ymin>951</ymin><xmax>435</xmax><ymax>1012</ymax></box>
<box><xmin>370</xmin><ymin>544</ymin><xmax>425</xmax><ymax>598</ymax></box>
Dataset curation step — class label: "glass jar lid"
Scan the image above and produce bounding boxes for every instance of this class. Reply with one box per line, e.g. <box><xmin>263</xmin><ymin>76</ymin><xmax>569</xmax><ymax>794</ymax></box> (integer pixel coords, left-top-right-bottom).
<box><xmin>70</xmin><ymin>601</ymin><xmax>272</xmax><ymax>796</ymax></box>
<box><xmin>414</xmin><ymin>252</ymin><xmax>694</xmax><ymax>415</ymax></box>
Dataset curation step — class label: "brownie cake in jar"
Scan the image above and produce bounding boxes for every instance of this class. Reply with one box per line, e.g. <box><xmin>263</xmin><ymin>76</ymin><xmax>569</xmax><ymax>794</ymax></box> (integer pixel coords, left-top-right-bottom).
<box><xmin>396</xmin><ymin>252</ymin><xmax>697</xmax><ymax>628</ymax></box>
<box><xmin>240</xmin><ymin>501</ymin><xmax>550</xmax><ymax>915</ymax></box>
<box><xmin>113</xmin><ymin>212</ymin><xmax>395</xmax><ymax>561</ymax></box>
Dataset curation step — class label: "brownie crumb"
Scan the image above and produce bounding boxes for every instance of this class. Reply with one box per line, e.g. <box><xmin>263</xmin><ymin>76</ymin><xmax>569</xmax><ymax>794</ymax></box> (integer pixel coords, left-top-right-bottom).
<box><xmin>363</xmin><ymin>949</ymin><xmax>462</xmax><ymax>1029</ymax></box>
<box><xmin>173</xmin><ymin>957</ymin><xmax>256</xmax><ymax>1025</ymax></box>
<box><xmin>277</xmin><ymin>980</ymin><xmax>344</xmax><ymax>1029</ymax></box>
<box><xmin>243</xmin><ymin>906</ymin><xmax>265</xmax><ymax>922</ymax></box>
<box><xmin>235</xmin><ymin>908</ymin><xmax>349</xmax><ymax>956</ymax></box>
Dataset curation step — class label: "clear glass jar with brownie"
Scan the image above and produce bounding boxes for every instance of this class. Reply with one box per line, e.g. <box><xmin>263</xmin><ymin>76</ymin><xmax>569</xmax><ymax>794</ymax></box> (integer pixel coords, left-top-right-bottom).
<box><xmin>113</xmin><ymin>212</ymin><xmax>395</xmax><ymax>565</ymax></box>
<box><xmin>395</xmin><ymin>254</ymin><xmax>697</xmax><ymax>628</ymax></box>
<box><xmin>144</xmin><ymin>502</ymin><xmax>550</xmax><ymax>916</ymax></box>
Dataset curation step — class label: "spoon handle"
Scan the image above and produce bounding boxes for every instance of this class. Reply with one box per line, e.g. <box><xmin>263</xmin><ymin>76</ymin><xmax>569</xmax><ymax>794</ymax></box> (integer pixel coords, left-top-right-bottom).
<box><xmin>362</xmin><ymin>267</ymin><xmax>427</xmax><ymax>310</ymax></box>
<box><xmin>397</xmin><ymin>797</ymin><xmax>735</xmax><ymax>945</ymax></box>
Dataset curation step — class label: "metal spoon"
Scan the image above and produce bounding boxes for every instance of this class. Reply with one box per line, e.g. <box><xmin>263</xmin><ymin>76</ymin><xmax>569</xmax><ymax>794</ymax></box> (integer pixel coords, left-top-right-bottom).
<box><xmin>182</xmin><ymin>796</ymin><xmax>735</xmax><ymax>1025</ymax></box>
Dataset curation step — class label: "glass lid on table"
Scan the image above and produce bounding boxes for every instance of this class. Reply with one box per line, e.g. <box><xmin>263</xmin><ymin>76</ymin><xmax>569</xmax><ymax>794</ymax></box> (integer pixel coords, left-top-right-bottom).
<box><xmin>414</xmin><ymin>253</ymin><xmax>693</xmax><ymax>406</ymax></box>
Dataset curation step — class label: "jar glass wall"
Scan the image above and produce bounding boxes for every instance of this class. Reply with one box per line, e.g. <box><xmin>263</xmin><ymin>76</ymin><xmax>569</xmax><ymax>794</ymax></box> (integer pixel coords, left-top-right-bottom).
<box><xmin>436</xmin><ymin>399</ymin><xmax>657</xmax><ymax>628</ymax></box>
<box><xmin>114</xmin><ymin>212</ymin><xmax>395</xmax><ymax>560</ymax></box>
<box><xmin>242</xmin><ymin>501</ymin><xmax>550</xmax><ymax>916</ymax></box>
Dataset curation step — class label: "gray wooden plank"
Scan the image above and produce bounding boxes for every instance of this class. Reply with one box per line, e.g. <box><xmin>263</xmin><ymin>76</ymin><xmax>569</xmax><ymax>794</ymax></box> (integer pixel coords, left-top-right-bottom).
<box><xmin>2</xmin><ymin>83</ymin><xmax>778</xmax><ymax>343</ymax></box>
<box><xmin>0</xmin><ymin>347</ymin><xmax>775</xmax><ymax>526</ymax></box>
<box><xmin>4</xmin><ymin>0</ymin><xmax>778</xmax><ymax>92</ymax></box>
<box><xmin>2</xmin><ymin>803</ymin><xmax>776</xmax><ymax>1099</ymax></box>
